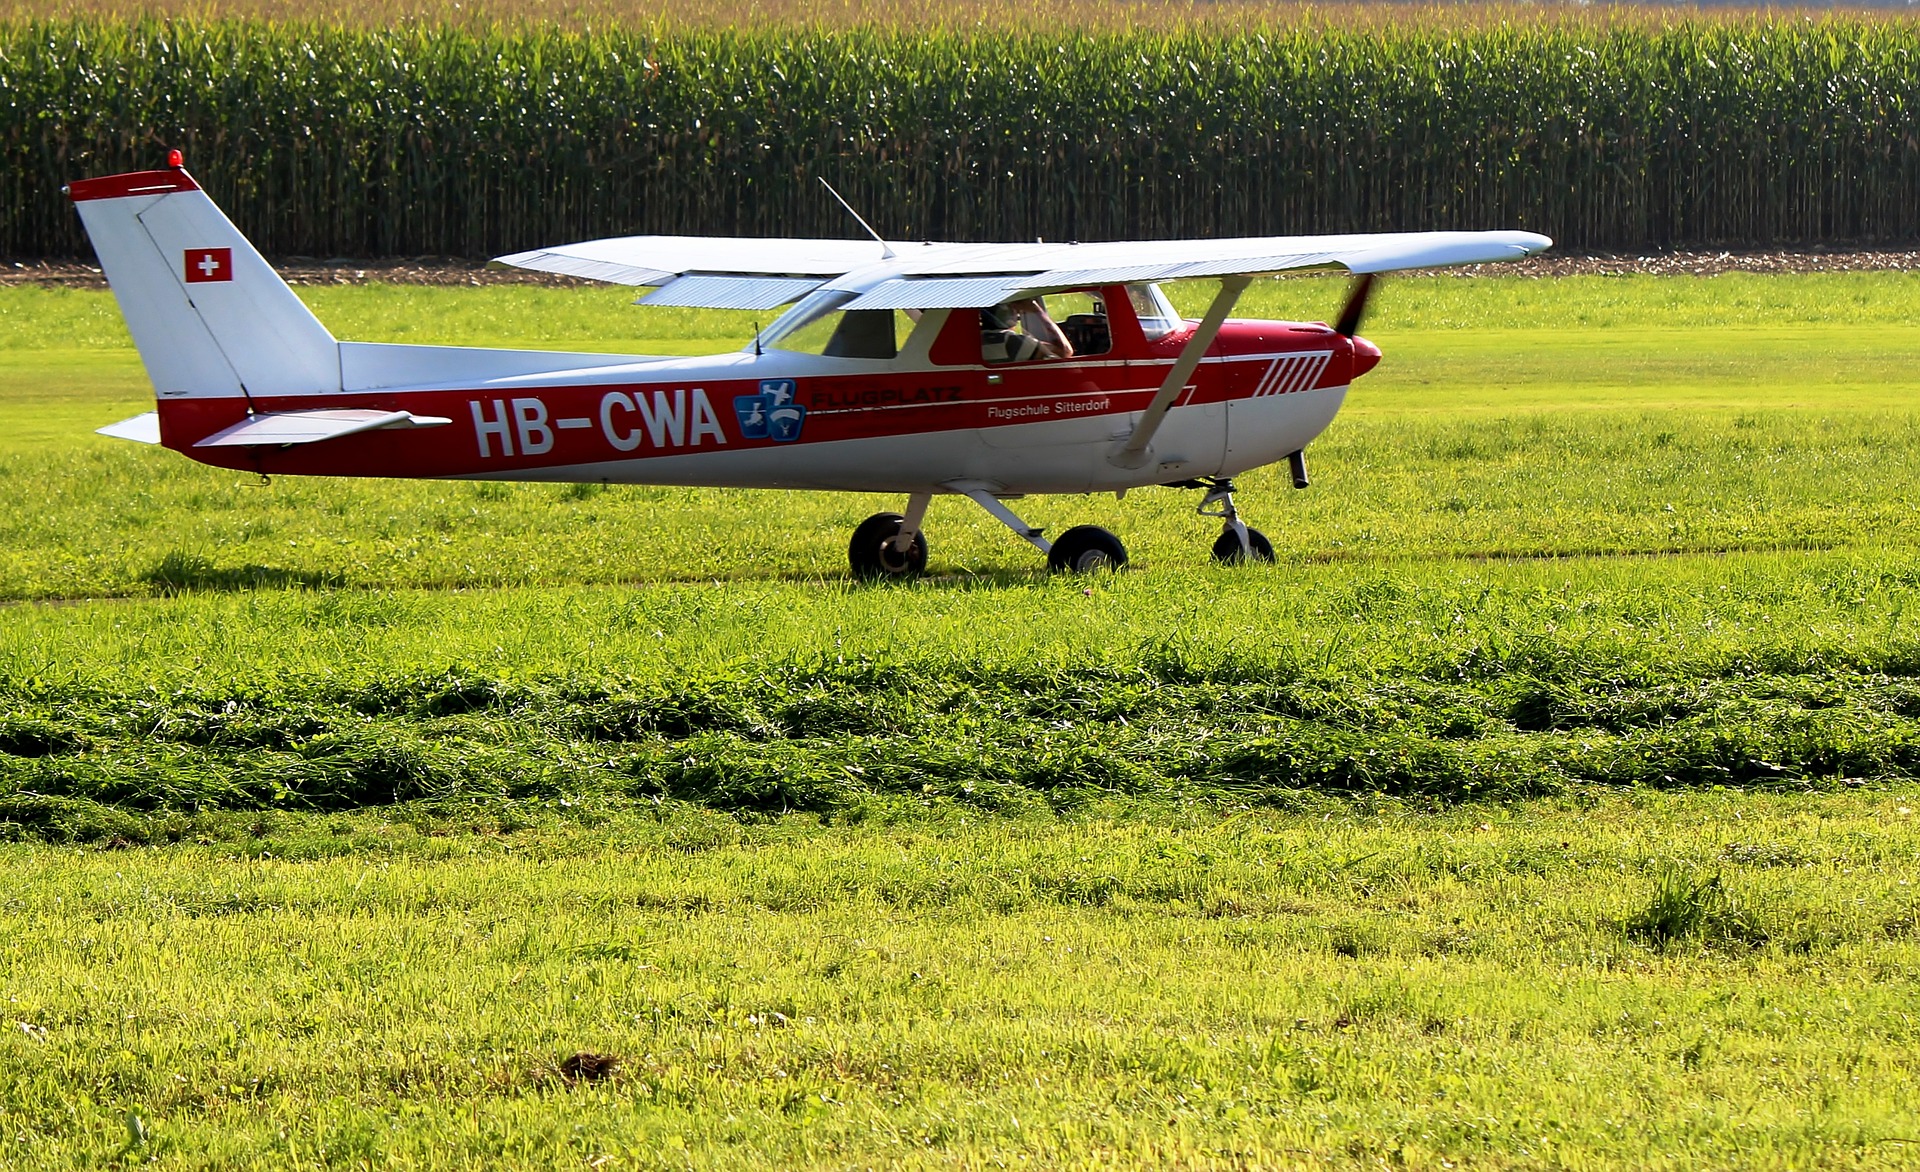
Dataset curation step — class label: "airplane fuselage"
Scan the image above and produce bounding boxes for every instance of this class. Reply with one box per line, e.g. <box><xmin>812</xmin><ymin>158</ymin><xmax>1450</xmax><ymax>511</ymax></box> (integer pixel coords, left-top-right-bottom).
<box><xmin>161</xmin><ymin>289</ymin><xmax>1379</xmax><ymax>497</ymax></box>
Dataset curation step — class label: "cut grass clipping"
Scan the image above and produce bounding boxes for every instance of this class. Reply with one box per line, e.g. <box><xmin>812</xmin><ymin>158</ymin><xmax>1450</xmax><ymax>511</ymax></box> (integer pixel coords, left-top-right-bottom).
<box><xmin>6</xmin><ymin>646</ymin><xmax>1920</xmax><ymax>844</ymax></box>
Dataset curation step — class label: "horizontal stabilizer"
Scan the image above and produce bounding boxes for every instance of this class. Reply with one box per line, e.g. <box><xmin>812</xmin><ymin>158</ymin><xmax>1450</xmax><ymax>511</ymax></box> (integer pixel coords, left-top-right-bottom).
<box><xmin>192</xmin><ymin>409</ymin><xmax>452</xmax><ymax>448</ymax></box>
<box><xmin>97</xmin><ymin>412</ymin><xmax>162</xmax><ymax>444</ymax></box>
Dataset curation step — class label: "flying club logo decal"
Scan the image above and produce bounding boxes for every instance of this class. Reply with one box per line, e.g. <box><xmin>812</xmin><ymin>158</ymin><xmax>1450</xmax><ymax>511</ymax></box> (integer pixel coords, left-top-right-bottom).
<box><xmin>735</xmin><ymin>379</ymin><xmax>805</xmax><ymax>442</ymax></box>
<box><xmin>183</xmin><ymin>248</ymin><xmax>233</xmax><ymax>283</ymax></box>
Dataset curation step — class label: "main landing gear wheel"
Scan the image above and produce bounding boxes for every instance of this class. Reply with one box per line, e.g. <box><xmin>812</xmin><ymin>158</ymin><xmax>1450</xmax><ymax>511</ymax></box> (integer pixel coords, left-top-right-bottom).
<box><xmin>1048</xmin><ymin>525</ymin><xmax>1128</xmax><ymax>573</ymax></box>
<box><xmin>849</xmin><ymin>512</ymin><xmax>928</xmax><ymax>580</ymax></box>
<box><xmin>1212</xmin><ymin>527</ymin><xmax>1275</xmax><ymax>564</ymax></box>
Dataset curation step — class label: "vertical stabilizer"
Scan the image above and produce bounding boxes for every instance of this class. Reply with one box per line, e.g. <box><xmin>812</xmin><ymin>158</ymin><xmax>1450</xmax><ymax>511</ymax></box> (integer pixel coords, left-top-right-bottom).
<box><xmin>66</xmin><ymin>164</ymin><xmax>338</xmax><ymax>400</ymax></box>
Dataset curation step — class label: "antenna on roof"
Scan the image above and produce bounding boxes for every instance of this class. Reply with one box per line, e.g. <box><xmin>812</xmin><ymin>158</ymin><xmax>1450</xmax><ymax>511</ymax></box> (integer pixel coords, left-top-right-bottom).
<box><xmin>819</xmin><ymin>178</ymin><xmax>895</xmax><ymax>261</ymax></box>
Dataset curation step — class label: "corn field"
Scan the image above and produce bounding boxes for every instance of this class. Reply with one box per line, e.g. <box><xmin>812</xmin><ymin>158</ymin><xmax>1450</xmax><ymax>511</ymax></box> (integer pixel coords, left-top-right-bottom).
<box><xmin>3</xmin><ymin>17</ymin><xmax>1919</xmax><ymax>258</ymax></box>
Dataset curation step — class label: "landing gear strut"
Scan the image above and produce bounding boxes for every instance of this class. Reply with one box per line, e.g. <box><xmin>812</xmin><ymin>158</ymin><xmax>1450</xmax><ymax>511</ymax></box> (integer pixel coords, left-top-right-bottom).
<box><xmin>848</xmin><ymin>485</ymin><xmax>1132</xmax><ymax>578</ymax></box>
<box><xmin>949</xmin><ymin>484</ymin><xmax>1128</xmax><ymax>574</ymax></box>
<box><xmin>1193</xmin><ymin>477</ymin><xmax>1275</xmax><ymax>564</ymax></box>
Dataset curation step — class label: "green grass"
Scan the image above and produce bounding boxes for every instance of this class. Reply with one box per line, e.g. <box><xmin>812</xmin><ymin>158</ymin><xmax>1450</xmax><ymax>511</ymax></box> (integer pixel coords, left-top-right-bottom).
<box><xmin>1</xmin><ymin>794</ymin><xmax>1917</xmax><ymax>1167</ymax></box>
<box><xmin>4</xmin><ymin>272</ymin><xmax>1920</xmax><ymax>1166</ymax></box>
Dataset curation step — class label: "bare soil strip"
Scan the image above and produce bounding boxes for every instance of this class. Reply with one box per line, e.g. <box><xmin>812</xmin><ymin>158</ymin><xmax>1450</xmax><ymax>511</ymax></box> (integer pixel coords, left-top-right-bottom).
<box><xmin>8</xmin><ymin>249</ymin><xmax>1920</xmax><ymax>288</ymax></box>
<box><xmin>0</xmin><ymin>259</ymin><xmax>589</xmax><ymax>288</ymax></box>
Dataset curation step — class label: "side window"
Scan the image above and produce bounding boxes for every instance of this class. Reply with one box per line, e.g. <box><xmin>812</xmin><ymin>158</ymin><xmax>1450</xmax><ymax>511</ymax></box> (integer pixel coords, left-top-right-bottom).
<box><xmin>821</xmin><ymin>309</ymin><xmax>900</xmax><ymax>359</ymax></box>
<box><xmin>980</xmin><ymin>294</ymin><xmax>1101</xmax><ymax>364</ymax></box>
<box><xmin>1128</xmin><ymin>283</ymin><xmax>1181</xmax><ymax>342</ymax></box>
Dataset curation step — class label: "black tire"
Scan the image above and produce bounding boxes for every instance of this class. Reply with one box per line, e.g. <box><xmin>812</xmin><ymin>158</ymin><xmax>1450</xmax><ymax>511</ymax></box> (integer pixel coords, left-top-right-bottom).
<box><xmin>1212</xmin><ymin>526</ymin><xmax>1275</xmax><ymax>564</ymax></box>
<box><xmin>1047</xmin><ymin>525</ymin><xmax>1128</xmax><ymax>573</ymax></box>
<box><xmin>849</xmin><ymin>512</ymin><xmax>928</xmax><ymax>579</ymax></box>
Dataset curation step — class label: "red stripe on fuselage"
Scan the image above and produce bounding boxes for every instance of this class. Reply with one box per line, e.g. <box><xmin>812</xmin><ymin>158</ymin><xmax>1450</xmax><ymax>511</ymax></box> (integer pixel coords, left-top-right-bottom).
<box><xmin>162</xmin><ymin>324</ymin><xmax>1355</xmax><ymax>478</ymax></box>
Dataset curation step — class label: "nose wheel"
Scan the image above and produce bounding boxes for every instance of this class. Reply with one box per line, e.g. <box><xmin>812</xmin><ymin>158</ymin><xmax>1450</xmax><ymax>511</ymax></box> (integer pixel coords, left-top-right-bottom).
<box><xmin>1211</xmin><ymin>526</ymin><xmax>1274</xmax><ymax>563</ymax></box>
<box><xmin>1194</xmin><ymin>477</ymin><xmax>1274</xmax><ymax>564</ymax></box>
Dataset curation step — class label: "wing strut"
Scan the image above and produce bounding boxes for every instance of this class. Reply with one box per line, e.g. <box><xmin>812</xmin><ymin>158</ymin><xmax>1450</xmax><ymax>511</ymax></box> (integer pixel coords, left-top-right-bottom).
<box><xmin>1107</xmin><ymin>275</ymin><xmax>1250</xmax><ymax>470</ymax></box>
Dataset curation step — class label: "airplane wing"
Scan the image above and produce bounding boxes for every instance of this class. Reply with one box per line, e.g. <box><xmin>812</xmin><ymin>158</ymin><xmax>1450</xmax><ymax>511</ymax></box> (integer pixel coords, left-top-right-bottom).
<box><xmin>839</xmin><ymin>231</ymin><xmax>1552</xmax><ymax>309</ymax></box>
<box><xmin>491</xmin><ymin>230</ymin><xmax>1550</xmax><ymax>311</ymax></box>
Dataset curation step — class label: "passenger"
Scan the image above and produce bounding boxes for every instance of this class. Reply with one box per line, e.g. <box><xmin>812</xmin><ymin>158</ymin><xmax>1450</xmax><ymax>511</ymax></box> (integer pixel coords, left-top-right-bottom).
<box><xmin>981</xmin><ymin>298</ymin><xmax>1075</xmax><ymax>363</ymax></box>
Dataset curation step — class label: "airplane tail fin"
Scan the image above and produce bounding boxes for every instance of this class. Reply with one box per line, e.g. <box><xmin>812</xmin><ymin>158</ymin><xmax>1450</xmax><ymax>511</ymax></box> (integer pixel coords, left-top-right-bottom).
<box><xmin>66</xmin><ymin>160</ymin><xmax>338</xmax><ymax>401</ymax></box>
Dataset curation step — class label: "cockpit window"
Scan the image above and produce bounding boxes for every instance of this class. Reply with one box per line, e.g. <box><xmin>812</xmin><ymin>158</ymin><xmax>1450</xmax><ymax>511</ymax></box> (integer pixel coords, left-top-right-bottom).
<box><xmin>980</xmin><ymin>294</ymin><xmax>1089</xmax><ymax>364</ymax></box>
<box><xmin>1128</xmin><ymin>283</ymin><xmax>1181</xmax><ymax>342</ymax></box>
<box><xmin>756</xmin><ymin>290</ymin><xmax>916</xmax><ymax>359</ymax></box>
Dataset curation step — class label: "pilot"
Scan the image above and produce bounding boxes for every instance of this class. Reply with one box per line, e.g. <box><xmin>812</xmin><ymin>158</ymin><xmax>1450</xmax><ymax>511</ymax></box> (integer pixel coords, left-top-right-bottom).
<box><xmin>981</xmin><ymin>298</ymin><xmax>1074</xmax><ymax>364</ymax></box>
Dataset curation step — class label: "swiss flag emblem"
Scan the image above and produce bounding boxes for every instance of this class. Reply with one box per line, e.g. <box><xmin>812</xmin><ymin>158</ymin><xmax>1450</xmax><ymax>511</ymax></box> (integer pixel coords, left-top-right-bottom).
<box><xmin>183</xmin><ymin>247</ymin><xmax>233</xmax><ymax>283</ymax></box>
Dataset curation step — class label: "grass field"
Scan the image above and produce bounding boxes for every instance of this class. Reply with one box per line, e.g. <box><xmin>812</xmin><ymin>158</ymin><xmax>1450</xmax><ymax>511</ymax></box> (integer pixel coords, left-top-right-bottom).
<box><xmin>0</xmin><ymin>0</ymin><xmax>1785</xmax><ymax>29</ymax></box>
<box><xmin>3</xmin><ymin>272</ymin><xmax>1919</xmax><ymax>1166</ymax></box>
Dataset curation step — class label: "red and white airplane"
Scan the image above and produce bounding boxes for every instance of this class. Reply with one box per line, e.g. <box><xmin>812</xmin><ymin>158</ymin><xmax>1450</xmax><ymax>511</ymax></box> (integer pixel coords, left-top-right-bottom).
<box><xmin>72</xmin><ymin>155</ymin><xmax>1549</xmax><ymax>575</ymax></box>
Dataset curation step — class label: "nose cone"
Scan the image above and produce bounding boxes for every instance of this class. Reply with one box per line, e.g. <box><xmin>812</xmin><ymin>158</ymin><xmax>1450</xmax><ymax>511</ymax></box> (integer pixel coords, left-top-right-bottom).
<box><xmin>1350</xmin><ymin>334</ymin><xmax>1382</xmax><ymax>379</ymax></box>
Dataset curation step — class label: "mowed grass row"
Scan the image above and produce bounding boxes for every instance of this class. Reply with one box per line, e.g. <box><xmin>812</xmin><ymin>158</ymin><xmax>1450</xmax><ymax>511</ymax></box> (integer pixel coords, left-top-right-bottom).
<box><xmin>7</xmin><ymin>17</ymin><xmax>1920</xmax><ymax>256</ymax></box>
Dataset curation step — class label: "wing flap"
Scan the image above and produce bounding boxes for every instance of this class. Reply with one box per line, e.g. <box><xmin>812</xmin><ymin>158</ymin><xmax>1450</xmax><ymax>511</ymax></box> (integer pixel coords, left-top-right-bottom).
<box><xmin>193</xmin><ymin>409</ymin><xmax>452</xmax><ymax>448</ymax></box>
<box><xmin>841</xmin><ymin>275</ymin><xmax>1040</xmax><ymax>311</ymax></box>
<box><xmin>637</xmin><ymin>274</ymin><xmax>825</xmax><ymax>310</ymax></box>
<box><xmin>493</xmin><ymin>250</ymin><xmax>676</xmax><ymax>286</ymax></box>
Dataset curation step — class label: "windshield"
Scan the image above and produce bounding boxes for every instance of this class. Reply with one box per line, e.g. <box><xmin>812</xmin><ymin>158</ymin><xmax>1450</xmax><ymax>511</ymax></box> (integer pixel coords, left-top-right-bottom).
<box><xmin>754</xmin><ymin>290</ymin><xmax>914</xmax><ymax>360</ymax></box>
<box><xmin>754</xmin><ymin>289</ymin><xmax>853</xmax><ymax>352</ymax></box>
<box><xmin>1128</xmin><ymin>283</ymin><xmax>1181</xmax><ymax>341</ymax></box>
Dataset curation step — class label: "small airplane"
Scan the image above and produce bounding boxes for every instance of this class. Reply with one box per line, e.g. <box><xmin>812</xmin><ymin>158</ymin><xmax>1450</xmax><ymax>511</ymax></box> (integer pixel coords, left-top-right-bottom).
<box><xmin>71</xmin><ymin>153</ymin><xmax>1549</xmax><ymax>576</ymax></box>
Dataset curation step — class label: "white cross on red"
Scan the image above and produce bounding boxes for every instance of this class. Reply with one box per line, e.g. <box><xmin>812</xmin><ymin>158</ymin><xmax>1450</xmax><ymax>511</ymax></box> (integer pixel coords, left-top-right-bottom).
<box><xmin>183</xmin><ymin>247</ymin><xmax>233</xmax><ymax>284</ymax></box>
